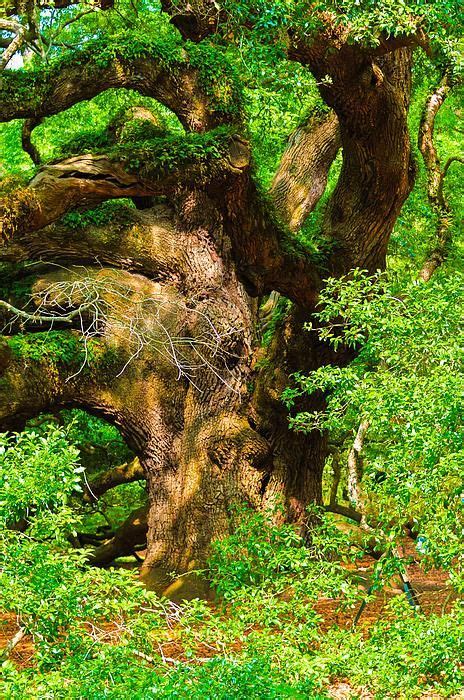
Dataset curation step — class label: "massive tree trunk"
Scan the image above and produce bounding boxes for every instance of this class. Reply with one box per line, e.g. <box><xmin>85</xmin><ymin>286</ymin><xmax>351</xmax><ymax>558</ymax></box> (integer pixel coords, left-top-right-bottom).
<box><xmin>0</xmin><ymin>7</ymin><xmax>418</xmax><ymax>592</ymax></box>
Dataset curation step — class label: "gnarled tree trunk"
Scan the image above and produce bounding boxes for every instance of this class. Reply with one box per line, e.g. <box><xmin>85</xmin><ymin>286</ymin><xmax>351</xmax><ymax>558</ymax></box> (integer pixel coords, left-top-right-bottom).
<box><xmin>0</xmin><ymin>6</ymin><xmax>418</xmax><ymax>594</ymax></box>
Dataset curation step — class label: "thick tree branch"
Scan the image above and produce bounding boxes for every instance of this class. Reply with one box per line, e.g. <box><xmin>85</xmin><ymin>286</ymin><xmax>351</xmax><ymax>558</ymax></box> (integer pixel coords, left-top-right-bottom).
<box><xmin>271</xmin><ymin>110</ymin><xmax>340</xmax><ymax>231</ymax></box>
<box><xmin>289</xmin><ymin>39</ymin><xmax>415</xmax><ymax>274</ymax></box>
<box><xmin>87</xmin><ymin>503</ymin><xmax>148</xmax><ymax>566</ymax></box>
<box><xmin>222</xmin><ymin>178</ymin><xmax>321</xmax><ymax>308</ymax></box>
<box><xmin>0</xmin><ymin>130</ymin><xmax>248</xmax><ymax>243</ymax></box>
<box><xmin>83</xmin><ymin>457</ymin><xmax>145</xmax><ymax>502</ymax></box>
<box><xmin>0</xmin><ymin>41</ymin><xmax>238</xmax><ymax>131</ymax></box>
<box><xmin>4</xmin><ymin>0</ymin><xmax>114</xmax><ymax>15</ymax></box>
<box><xmin>0</xmin><ymin>155</ymin><xmax>149</xmax><ymax>243</ymax></box>
<box><xmin>21</xmin><ymin>117</ymin><xmax>42</xmax><ymax>165</ymax></box>
<box><xmin>0</xmin><ymin>205</ymin><xmax>187</xmax><ymax>285</ymax></box>
<box><xmin>0</xmin><ymin>135</ymin><xmax>323</xmax><ymax>308</ymax></box>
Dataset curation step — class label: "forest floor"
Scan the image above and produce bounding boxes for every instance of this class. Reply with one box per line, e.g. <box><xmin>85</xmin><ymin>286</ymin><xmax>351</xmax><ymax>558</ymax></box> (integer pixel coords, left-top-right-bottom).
<box><xmin>1</xmin><ymin>542</ymin><xmax>456</xmax><ymax>682</ymax></box>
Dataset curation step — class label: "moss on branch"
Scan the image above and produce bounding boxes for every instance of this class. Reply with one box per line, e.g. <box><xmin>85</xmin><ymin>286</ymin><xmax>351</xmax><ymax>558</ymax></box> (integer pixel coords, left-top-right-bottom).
<box><xmin>6</xmin><ymin>331</ymin><xmax>119</xmax><ymax>373</ymax></box>
<box><xmin>110</xmin><ymin>126</ymin><xmax>237</xmax><ymax>183</ymax></box>
<box><xmin>0</xmin><ymin>29</ymin><xmax>243</xmax><ymax>127</ymax></box>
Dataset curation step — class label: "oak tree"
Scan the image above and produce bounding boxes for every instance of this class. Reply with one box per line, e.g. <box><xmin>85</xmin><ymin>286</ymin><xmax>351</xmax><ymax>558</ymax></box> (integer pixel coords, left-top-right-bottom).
<box><xmin>0</xmin><ymin>0</ymin><xmax>461</xmax><ymax>591</ymax></box>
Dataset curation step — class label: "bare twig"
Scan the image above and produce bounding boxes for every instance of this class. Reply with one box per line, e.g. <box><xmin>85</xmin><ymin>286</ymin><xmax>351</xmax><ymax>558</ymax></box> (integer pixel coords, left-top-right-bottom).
<box><xmin>1</xmin><ymin>271</ymin><xmax>244</xmax><ymax>389</ymax></box>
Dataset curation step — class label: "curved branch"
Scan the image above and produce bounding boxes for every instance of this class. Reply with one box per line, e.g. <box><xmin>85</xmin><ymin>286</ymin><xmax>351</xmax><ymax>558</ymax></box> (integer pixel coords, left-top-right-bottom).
<box><xmin>1</xmin><ymin>129</ymin><xmax>245</xmax><ymax>242</ymax></box>
<box><xmin>87</xmin><ymin>503</ymin><xmax>148</xmax><ymax>566</ymax></box>
<box><xmin>0</xmin><ymin>19</ymin><xmax>26</xmax><ymax>70</ymax></box>
<box><xmin>0</xmin><ymin>155</ymin><xmax>148</xmax><ymax>244</ymax></box>
<box><xmin>0</xmin><ymin>332</ymin><xmax>87</xmax><ymax>430</ymax></box>
<box><xmin>21</xmin><ymin>117</ymin><xmax>42</xmax><ymax>165</ymax></box>
<box><xmin>0</xmin><ymin>39</ymin><xmax>239</xmax><ymax>131</ymax></box>
<box><xmin>290</xmin><ymin>39</ymin><xmax>415</xmax><ymax>274</ymax></box>
<box><xmin>0</xmin><ymin>205</ymin><xmax>187</xmax><ymax>285</ymax></box>
<box><xmin>4</xmin><ymin>0</ymin><xmax>114</xmax><ymax>16</ymax></box>
<box><xmin>418</xmin><ymin>73</ymin><xmax>463</xmax><ymax>281</ymax></box>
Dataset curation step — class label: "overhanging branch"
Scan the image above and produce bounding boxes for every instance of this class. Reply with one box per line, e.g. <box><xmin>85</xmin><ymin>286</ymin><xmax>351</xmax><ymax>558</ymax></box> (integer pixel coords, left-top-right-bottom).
<box><xmin>0</xmin><ymin>130</ymin><xmax>249</xmax><ymax>244</ymax></box>
<box><xmin>0</xmin><ymin>38</ymin><xmax>239</xmax><ymax>131</ymax></box>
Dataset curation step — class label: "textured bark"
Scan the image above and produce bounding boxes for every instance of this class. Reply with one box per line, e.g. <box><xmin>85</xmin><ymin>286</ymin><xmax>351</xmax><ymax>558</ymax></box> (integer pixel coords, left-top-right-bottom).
<box><xmin>0</xmin><ymin>136</ymin><xmax>251</xmax><ymax>244</ymax></box>
<box><xmin>271</xmin><ymin>111</ymin><xmax>340</xmax><ymax>231</ymax></box>
<box><xmin>1</xmin><ymin>156</ymin><xmax>147</xmax><ymax>244</ymax></box>
<box><xmin>289</xmin><ymin>38</ymin><xmax>415</xmax><ymax>274</ymax></box>
<box><xmin>0</xmin><ymin>138</ymin><xmax>322</xmax><ymax>308</ymax></box>
<box><xmin>0</xmin><ymin>19</ymin><xmax>26</xmax><ymax>71</ymax></box>
<box><xmin>0</xmin><ymin>48</ymin><xmax>233</xmax><ymax>131</ymax></box>
<box><xmin>0</xmin><ymin>10</ymin><xmax>418</xmax><ymax>583</ymax></box>
<box><xmin>0</xmin><ymin>206</ymin><xmax>185</xmax><ymax>282</ymax></box>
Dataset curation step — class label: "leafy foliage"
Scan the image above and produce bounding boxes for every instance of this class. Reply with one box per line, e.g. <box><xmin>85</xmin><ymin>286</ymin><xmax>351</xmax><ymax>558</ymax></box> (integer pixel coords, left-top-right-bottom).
<box><xmin>284</xmin><ymin>270</ymin><xmax>464</xmax><ymax>589</ymax></box>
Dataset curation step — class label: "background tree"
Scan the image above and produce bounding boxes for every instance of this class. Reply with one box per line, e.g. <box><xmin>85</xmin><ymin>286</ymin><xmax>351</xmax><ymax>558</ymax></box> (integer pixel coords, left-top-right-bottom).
<box><xmin>0</xmin><ymin>0</ymin><xmax>462</xmax><ymax>591</ymax></box>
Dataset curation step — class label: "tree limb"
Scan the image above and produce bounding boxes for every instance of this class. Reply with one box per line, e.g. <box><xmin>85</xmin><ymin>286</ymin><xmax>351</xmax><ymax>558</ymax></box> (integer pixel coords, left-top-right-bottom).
<box><xmin>346</xmin><ymin>419</ymin><xmax>372</xmax><ymax>531</ymax></box>
<box><xmin>4</xmin><ymin>0</ymin><xmax>114</xmax><ymax>16</ymax></box>
<box><xmin>0</xmin><ymin>297</ymin><xmax>94</xmax><ymax>324</ymax></box>
<box><xmin>0</xmin><ymin>626</ymin><xmax>26</xmax><ymax>661</ymax></box>
<box><xmin>418</xmin><ymin>73</ymin><xmax>463</xmax><ymax>281</ymax></box>
<box><xmin>21</xmin><ymin>117</ymin><xmax>42</xmax><ymax>165</ymax></box>
<box><xmin>0</xmin><ymin>41</ymin><xmax>237</xmax><ymax>131</ymax></box>
<box><xmin>87</xmin><ymin>503</ymin><xmax>148</xmax><ymax>566</ymax></box>
<box><xmin>0</xmin><ymin>18</ymin><xmax>26</xmax><ymax>70</ymax></box>
<box><xmin>0</xmin><ymin>130</ymin><xmax>251</xmax><ymax>243</ymax></box>
<box><xmin>0</xmin><ymin>205</ymin><xmax>186</xmax><ymax>284</ymax></box>
<box><xmin>83</xmin><ymin>457</ymin><xmax>145</xmax><ymax>502</ymax></box>
<box><xmin>289</xmin><ymin>37</ymin><xmax>415</xmax><ymax>274</ymax></box>
<box><xmin>271</xmin><ymin>110</ymin><xmax>340</xmax><ymax>231</ymax></box>
<box><xmin>324</xmin><ymin>502</ymin><xmax>362</xmax><ymax>523</ymax></box>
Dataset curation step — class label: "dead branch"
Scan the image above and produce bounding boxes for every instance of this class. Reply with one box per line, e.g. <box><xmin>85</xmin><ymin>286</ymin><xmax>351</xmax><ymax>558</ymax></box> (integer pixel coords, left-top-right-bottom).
<box><xmin>0</xmin><ymin>626</ymin><xmax>26</xmax><ymax>660</ymax></box>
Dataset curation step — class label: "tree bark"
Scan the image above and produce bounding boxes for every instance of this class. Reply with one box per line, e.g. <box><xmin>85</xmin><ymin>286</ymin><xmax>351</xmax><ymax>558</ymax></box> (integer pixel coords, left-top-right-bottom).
<box><xmin>83</xmin><ymin>458</ymin><xmax>145</xmax><ymax>502</ymax></box>
<box><xmin>271</xmin><ymin>110</ymin><xmax>340</xmax><ymax>231</ymax></box>
<box><xmin>417</xmin><ymin>73</ymin><xmax>463</xmax><ymax>281</ymax></box>
<box><xmin>0</xmin><ymin>12</ymin><xmax>417</xmax><ymax>586</ymax></box>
